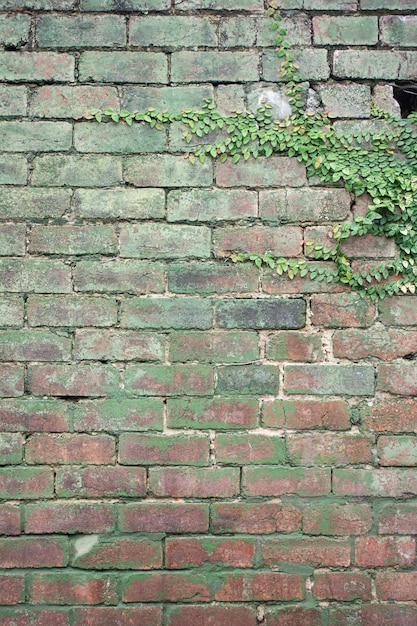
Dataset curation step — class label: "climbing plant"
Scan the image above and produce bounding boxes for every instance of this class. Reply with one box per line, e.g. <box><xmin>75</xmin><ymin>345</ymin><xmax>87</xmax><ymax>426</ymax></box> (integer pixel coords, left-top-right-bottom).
<box><xmin>87</xmin><ymin>5</ymin><xmax>417</xmax><ymax>301</ymax></box>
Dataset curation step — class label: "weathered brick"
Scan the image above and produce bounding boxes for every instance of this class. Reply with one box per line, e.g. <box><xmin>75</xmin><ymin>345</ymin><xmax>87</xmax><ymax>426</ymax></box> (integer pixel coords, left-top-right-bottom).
<box><xmin>119</xmin><ymin>433</ymin><xmax>210</xmax><ymax>466</ymax></box>
<box><xmin>266</xmin><ymin>332</ymin><xmax>323</xmax><ymax>362</ymax></box>
<box><xmin>0</xmin><ymin>365</ymin><xmax>24</xmax><ymax>397</ymax></box>
<box><xmin>216</xmin><ymin>364</ymin><xmax>280</xmax><ymax>395</ymax></box>
<box><xmin>28</xmin><ymin>296</ymin><xmax>117</xmax><ymax>328</ymax></box>
<box><xmin>0</xmin><ymin>433</ymin><xmax>23</xmax><ymax>465</ymax></box>
<box><xmin>0</xmin><ymin>52</ymin><xmax>75</xmax><ymax>82</ymax></box>
<box><xmin>304</xmin><ymin>0</ymin><xmax>358</xmax><ymax>7</ymax></box>
<box><xmin>0</xmin><ymin>259</ymin><xmax>71</xmax><ymax>293</ymax></box>
<box><xmin>0</xmin><ymin>504</ymin><xmax>20</xmax><ymax>535</ymax></box>
<box><xmin>328</xmin><ymin>605</ymin><xmax>417</xmax><ymax>626</ymax></box>
<box><xmin>334</xmin><ymin>328</ymin><xmax>417</xmax><ymax>360</ymax></box>
<box><xmin>303</xmin><ymin>501</ymin><xmax>373</xmax><ymax>536</ymax></box>
<box><xmin>72</xmin><ymin>399</ymin><xmax>164</xmax><ymax>432</ymax></box>
<box><xmin>0</xmin><ymin>537</ymin><xmax>67</xmax><ymax>568</ymax></box>
<box><xmin>362</xmin><ymin>398</ymin><xmax>417</xmax><ymax>433</ymax></box>
<box><xmin>0</xmin><ymin>224</ymin><xmax>25</xmax><ymax>256</ymax></box>
<box><xmin>287</xmin><ymin>433</ymin><xmax>373</xmax><ymax>465</ymax></box>
<box><xmin>0</xmin><ymin>467</ymin><xmax>53</xmax><ymax>498</ymax></box>
<box><xmin>124</xmin><ymin>85</ymin><xmax>213</xmax><ymax>114</ymax></box>
<box><xmin>167</xmin><ymin>397</ymin><xmax>258</xmax><ymax>430</ymax></box>
<box><xmin>381</xmin><ymin>16</ymin><xmax>417</xmax><ymax>47</ymax></box>
<box><xmin>130</xmin><ymin>16</ymin><xmax>216</xmax><ymax>48</ymax></box>
<box><xmin>243</xmin><ymin>467</ymin><xmax>331</xmax><ymax>496</ymax></box>
<box><xmin>30</xmin><ymin>225</ymin><xmax>116</xmax><ymax>256</ymax></box>
<box><xmin>0</xmin><ymin>156</ymin><xmax>27</xmax><ymax>184</ymax></box>
<box><xmin>32</xmin><ymin>155</ymin><xmax>123</xmax><ymax>187</ymax></box>
<box><xmin>31</xmin><ymin>85</ymin><xmax>119</xmax><ymax>119</ymax></box>
<box><xmin>262</xmin><ymin>399</ymin><xmax>350</xmax><ymax>430</ymax></box>
<box><xmin>0</xmin><ymin>122</ymin><xmax>72</xmax><ymax>152</ymax></box>
<box><xmin>0</xmin><ymin>14</ymin><xmax>30</xmax><ymax>48</ymax></box>
<box><xmin>72</xmin><ymin>607</ymin><xmax>162</xmax><ymax>626</ymax></box>
<box><xmin>313</xmin><ymin>572</ymin><xmax>371</xmax><ymax>601</ymax></box>
<box><xmin>311</xmin><ymin>293</ymin><xmax>375</xmax><ymax>328</ymax></box>
<box><xmin>0</xmin><ymin>610</ymin><xmax>70</xmax><ymax>626</ymax></box>
<box><xmin>260</xmin><ymin>188</ymin><xmax>351</xmax><ymax>223</ymax></box>
<box><xmin>26</xmin><ymin>434</ymin><xmax>115</xmax><ymax>465</ymax></box>
<box><xmin>216</xmin><ymin>156</ymin><xmax>306</xmax><ymax>187</ymax></box>
<box><xmin>167</xmin><ymin>188</ymin><xmax>257</xmax><ymax>222</ymax></box>
<box><xmin>36</xmin><ymin>15</ymin><xmax>126</xmax><ymax>48</ymax></box>
<box><xmin>211</xmin><ymin>501</ymin><xmax>302</xmax><ymax>534</ymax></box>
<box><xmin>266</xmin><ymin>607</ymin><xmax>322</xmax><ymax>626</ymax></box>
<box><xmin>284</xmin><ymin>365</ymin><xmax>375</xmax><ymax>395</ymax></box>
<box><xmin>216</xmin><ymin>84</ymin><xmax>245</xmax><ymax>115</ymax></box>
<box><xmin>79</xmin><ymin>52</ymin><xmax>167</xmax><ymax>83</ymax></box>
<box><xmin>263</xmin><ymin>49</ymin><xmax>330</xmax><ymax>81</ymax></box>
<box><xmin>0</xmin><ymin>189</ymin><xmax>71</xmax><ymax>220</ymax></box>
<box><xmin>317</xmin><ymin>84</ymin><xmax>371</xmax><ymax>118</ymax></box>
<box><xmin>74</xmin><ymin>329</ymin><xmax>164</xmax><ymax>361</ymax></box>
<box><xmin>56</xmin><ymin>466</ymin><xmax>146</xmax><ymax>498</ymax></box>
<box><xmin>214</xmin><ymin>226</ymin><xmax>303</xmax><ymax>257</ymax></box>
<box><xmin>376</xmin><ymin>572</ymin><xmax>417</xmax><ymax>601</ymax></box>
<box><xmin>169</xmin><ymin>331</ymin><xmax>259</xmax><ymax>363</ymax></box>
<box><xmin>119</xmin><ymin>502</ymin><xmax>209</xmax><ymax>533</ymax></box>
<box><xmin>166</xmin><ymin>536</ymin><xmax>256</xmax><ymax>569</ymax></box>
<box><xmin>81</xmin><ymin>0</ymin><xmax>169</xmax><ymax>8</ymax></box>
<box><xmin>28</xmin><ymin>364</ymin><xmax>119</xmax><ymax>397</ymax></box>
<box><xmin>71</xmin><ymin>537</ymin><xmax>162</xmax><ymax>570</ymax></box>
<box><xmin>0</xmin><ymin>574</ymin><xmax>25</xmax><ymax>605</ymax></box>
<box><xmin>333</xmin><ymin>468</ymin><xmax>417</xmax><ymax>496</ymax></box>
<box><xmin>149</xmin><ymin>467</ymin><xmax>240</xmax><ymax>498</ymax></box>
<box><xmin>362</xmin><ymin>0</ymin><xmax>415</xmax><ymax>6</ymax></box>
<box><xmin>0</xmin><ymin>330</ymin><xmax>70</xmax><ymax>362</ymax></box>
<box><xmin>167</xmin><ymin>605</ymin><xmax>256</xmax><ymax>626</ymax></box>
<box><xmin>125</xmin><ymin>155</ymin><xmax>213</xmax><ymax>187</ymax></box>
<box><xmin>216</xmin><ymin>434</ymin><xmax>286</xmax><ymax>465</ymax></box>
<box><xmin>74</xmin><ymin>188</ymin><xmax>165</xmax><ymax>220</ymax></box>
<box><xmin>262</xmin><ymin>537</ymin><xmax>350</xmax><ymax>567</ymax></box>
<box><xmin>172</xmin><ymin>51</ymin><xmax>259</xmax><ymax>83</ymax></box>
<box><xmin>121</xmin><ymin>297</ymin><xmax>212</xmax><ymax>330</ymax></box>
<box><xmin>333</xmin><ymin>50</ymin><xmax>402</xmax><ymax>79</ymax></box>
<box><xmin>215</xmin><ymin>572</ymin><xmax>304</xmax><ymax>602</ymax></box>
<box><xmin>176</xmin><ymin>0</ymin><xmax>263</xmax><ymax>8</ymax></box>
<box><xmin>74</xmin><ymin>122</ymin><xmax>165</xmax><ymax>154</ymax></box>
<box><xmin>25</xmin><ymin>502</ymin><xmax>115</xmax><ymax>534</ymax></box>
<box><xmin>378</xmin><ymin>363</ymin><xmax>417</xmax><ymax>395</ymax></box>
<box><xmin>313</xmin><ymin>16</ymin><xmax>378</xmax><ymax>45</ymax></box>
<box><xmin>0</xmin><ymin>86</ymin><xmax>27</xmax><ymax>117</ymax></box>
<box><xmin>124</xmin><ymin>364</ymin><xmax>214</xmax><ymax>396</ymax></box>
<box><xmin>28</xmin><ymin>573</ymin><xmax>118</xmax><ymax>605</ymax></box>
<box><xmin>216</xmin><ymin>299</ymin><xmax>306</xmax><ymax>329</ymax></box>
<box><xmin>0</xmin><ymin>0</ymin><xmax>75</xmax><ymax>6</ymax></box>
<box><xmin>257</xmin><ymin>16</ymin><xmax>311</xmax><ymax>46</ymax></box>
<box><xmin>122</xmin><ymin>571</ymin><xmax>211</xmax><ymax>603</ymax></box>
<box><xmin>355</xmin><ymin>536</ymin><xmax>415</xmax><ymax>567</ymax></box>
<box><xmin>378</xmin><ymin>296</ymin><xmax>417</xmax><ymax>325</ymax></box>
<box><xmin>120</xmin><ymin>223</ymin><xmax>210</xmax><ymax>259</ymax></box>
<box><xmin>378</xmin><ymin>503</ymin><xmax>417</xmax><ymax>535</ymax></box>
<box><xmin>74</xmin><ymin>261</ymin><xmax>165</xmax><ymax>294</ymax></box>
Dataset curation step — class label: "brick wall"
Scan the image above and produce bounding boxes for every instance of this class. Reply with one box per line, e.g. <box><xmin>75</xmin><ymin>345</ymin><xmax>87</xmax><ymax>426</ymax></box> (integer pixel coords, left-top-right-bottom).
<box><xmin>0</xmin><ymin>0</ymin><xmax>417</xmax><ymax>624</ymax></box>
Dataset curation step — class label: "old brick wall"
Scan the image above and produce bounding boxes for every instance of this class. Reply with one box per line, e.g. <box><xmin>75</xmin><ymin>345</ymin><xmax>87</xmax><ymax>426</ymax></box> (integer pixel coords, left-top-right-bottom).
<box><xmin>0</xmin><ymin>0</ymin><xmax>417</xmax><ymax>624</ymax></box>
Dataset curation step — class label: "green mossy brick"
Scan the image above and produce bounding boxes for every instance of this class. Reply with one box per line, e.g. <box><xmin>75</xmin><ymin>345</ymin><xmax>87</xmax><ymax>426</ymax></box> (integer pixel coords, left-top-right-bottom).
<box><xmin>30</xmin><ymin>225</ymin><xmax>117</xmax><ymax>256</ymax></box>
<box><xmin>216</xmin><ymin>85</ymin><xmax>245</xmax><ymax>115</ymax></box>
<box><xmin>0</xmin><ymin>189</ymin><xmax>70</xmax><ymax>220</ymax></box>
<box><xmin>333</xmin><ymin>468</ymin><xmax>417</xmax><ymax>497</ymax></box>
<box><xmin>0</xmin><ymin>224</ymin><xmax>25</xmax><ymax>256</ymax></box>
<box><xmin>219</xmin><ymin>17</ymin><xmax>257</xmax><ymax>47</ymax></box>
<box><xmin>266</xmin><ymin>331</ymin><xmax>323</xmax><ymax>362</ymax></box>
<box><xmin>0</xmin><ymin>86</ymin><xmax>26</xmax><ymax>117</ymax></box>
<box><xmin>123</xmin><ymin>86</ymin><xmax>213</xmax><ymax>116</ymax></box>
<box><xmin>0</xmin><ymin>14</ymin><xmax>30</xmax><ymax>48</ymax></box>
<box><xmin>167</xmin><ymin>189</ymin><xmax>257</xmax><ymax>222</ymax></box>
<box><xmin>121</xmin><ymin>297</ymin><xmax>212</xmax><ymax>330</ymax></box>
<box><xmin>362</xmin><ymin>0</ymin><xmax>415</xmax><ymax>7</ymax></box>
<box><xmin>74</xmin><ymin>260</ymin><xmax>165</xmax><ymax>294</ymax></box>
<box><xmin>0</xmin><ymin>365</ymin><xmax>24</xmax><ymax>397</ymax></box>
<box><xmin>0</xmin><ymin>259</ymin><xmax>71</xmax><ymax>293</ymax></box>
<box><xmin>400</xmin><ymin>52</ymin><xmax>417</xmax><ymax>80</ymax></box>
<box><xmin>171</xmin><ymin>52</ymin><xmax>259</xmax><ymax>83</ymax></box>
<box><xmin>168</xmin><ymin>262</ymin><xmax>259</xmax><ymax>295</ymax></box>
<box><xmin>304</xmin><ymin>0</ymin><xmax>357</xmax><ymax>7</ymax></box>
<box><xmin>0</xmin><ymin>398</ymin><xmax>72</xmax><ymax>432</ymax></box>
<box><xmin>74</xmin><ymin>329</ymin><xmax>165</xmax><ymax>362</ymax></box>
<box><xmin>0</xmin><ymin>156</ymin><xmax>27</xmax><ymax>185</ymax></box>
<box><xmin>169</xmin><ymin>331</ymin><xmax>259</xmax><ymax>363</ymax></box>
<box><xmin>243</xmin><ymin>466</ymin><xmax>331</xmax><ymax>497</ymax></box>
<box><xmin>0</xmin><ymin>122</ymin><xmax>72</xmax><ymax>153</ymax></box>
<box><xmin>36</xmin><ymin>15</ymin><xmax>126</xmax><ymax>49</ymax></box>
<box><xmin>125</xmin><ymin>155</ymin><xmax>213</xmax><ymax>187</ymax></box>
<box><xmin>176</xmin><ymin>0</ymin><xmax>263</xmax><ymax>8</ymax></box>
<box><xmin>119</xmin><ymin>433</ymin><xmax>210</xmax><ymax>466</ymax></box>
<box><xmin>378</xmin><ymin>296</ymin><xmax>417</xmax><ymax>326</ymax></box>
<box><xmin>313</xmin><ymin>16</ymin><xmax>378</xmax><ymax>45</ymax></box>
<box><xmin>74</xmin><ymin>188</ymin><xmax>165</xmax><ymax>220</ymax></box>
<box><xmin>167</xmin><ymin>397</ymin><xmax>258</xmax><ymax>430</ymax></box>
<box><xmin>284</xmin><ymin>365</ymin><xmax>375</xmax><ymax>396</ymax></box>
<box><xmin>0</xmin><ymin>296</ymin><xmax>23</xmax><ymax>328</ymax></box>
<box><xmin>377</xmin><ymin>436</ymin><xmax>417</xmax><ymax>467</ymax></box>
<box><xmin>0</xmin><ymin>0</ymin><xmax>75</xmax><ymax>6</ymax></box>
<box><xmin>72</xmin><ymin>398</ymin><xmax>164</xmax><ymax>432</ymax></box>
<box><xmin>216</xmin><ymin>299</ymin><xmax>306</xmax><ymax>330</ymax></box>
<box><xmin>216</xmin><ymin>156</ymin><xmax>307</xmax><ymax>188</ymax></box>
<box><xmin>260</xmin><ymin>188</ymin><xmax>351</xmax><ymax>224</ymax></box>
<box><xmin>0</xmin><ymin>52</ymin><xmax>75</xmax><ymax>82</ymax></box>
<box><xmin>28</xmin><ymin>364</ymin><xmax>120</xmax><ymax>397</ymax></box>
<box><xmin>74</xmin><ymin>123</ymin><xmax>166</xmax><ymax>154</ymax></box>
<box><xmin>31</xmin><ymin>85</ymin><xmax>120</xmax><ymax>119</ymax></box>
<box><xmin>130</xmin><ymin>17</ymin><xmax>217</xmax><ymax>49</ymax></box>
<box><xmin>316</xmin><ymin>84</ymin><xmax>371</xmax><ymax>118</ymax></box>
<box><xmin>79</xmin><ymin>52</ymin><xmax>168</xmax><ymax>83</ymax></box>
<box><xmin>27</xmin><ymin>296</ymin><xmax>117</xmax><ymax>328</ymax></box>
<box><xmin>217</xmin><ymin>365</ymin><xmax>280</xmax><ymax>396</ymax></box>
<box><xmin>124</xmin><ymin>364</ymin><xmax>215</xmax><ymax>397</ymax></box>
<box><xmin>263</xmin><ymin>49</ymin><xmax>330</xmax><ymax>82</ymax></box>
<box><xmin>0</xmin><ymin>330</ymin><xmax>71</xmax><ymax>361</ymax></box>
<box><xmin>81</xmin><ymin>0</ymin><xmax>170</xmax><ymax>8</ymax></box>
<box><xmin>381</xmin><ymin>16</ymin><xmax>417</xmax><ymax>47</ymax></box>
<box><xmin>257</xmin><ymin>17</ymin><xmax>311</xmax><ymax>47</ymax></box>
<box><xmin>32</xmin><ymin>155</ymin><xmax>123</xmax><ymax>187</ymax></box>
<box><xmin>168</xmin><ymin>121</ymin><xmax>225</xmax><ymax>153</ymax></box>
<box><xmin>0</xmin><ymin>433</ymin><xmax>23</xmax><ymax>465</ymax></box>
<box><xmin>333</xmin><ymin>50</ymin><xmax>402</xmax><ymax>79</ymax></box>
<box><xmin>0</xmin><ymin>467</ymin><xmax>54</xmax><ymax>498</ymax></box>
<box><xmin>120</xmin><ymin>224</ymin><xmax>211</xmax><ymax>259</ymax></box>
<box><xmin>216</xmin><ymin>433</ymin><xmax>286</xmax><ymax>465</ymax></box>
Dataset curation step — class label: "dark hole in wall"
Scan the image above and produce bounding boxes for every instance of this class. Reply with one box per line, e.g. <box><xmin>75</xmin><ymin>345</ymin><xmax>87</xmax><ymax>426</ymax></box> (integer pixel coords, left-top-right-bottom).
<box><xmin>392</xmin><ymin>81</ymin><xmax>417</xmax><ymax>118</ymax></box>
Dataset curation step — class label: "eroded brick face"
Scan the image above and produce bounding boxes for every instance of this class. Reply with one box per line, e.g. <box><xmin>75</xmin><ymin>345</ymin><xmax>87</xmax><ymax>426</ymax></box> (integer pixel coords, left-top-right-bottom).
<box><xmin>0</xmin><ymin>0</ymin><xmax>416</xmax><ymax>622</ymax></box>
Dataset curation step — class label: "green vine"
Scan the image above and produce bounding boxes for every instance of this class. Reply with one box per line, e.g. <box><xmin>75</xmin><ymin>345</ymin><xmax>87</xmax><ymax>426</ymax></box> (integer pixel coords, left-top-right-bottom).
<box><xmin>87</xmin><ymin>6</ymin><xmax>417</xmax><ymax>301</ymax></box>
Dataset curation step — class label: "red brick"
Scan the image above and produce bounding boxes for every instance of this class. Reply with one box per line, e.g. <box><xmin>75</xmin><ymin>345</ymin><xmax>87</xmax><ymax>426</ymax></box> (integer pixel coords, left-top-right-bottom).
<box><xmin>169</xmin><ymin>330</ymin><xmax>259</xmax><ymax>364</ymax></box>
<box><xmin>165</xmin><ymin>537</ymin><xmax>256</xmax><ymax>569</ymax></box>
<box><xmin>334</xmin><ymin>328</ymin><xmax>417</xmax><ymax>360</ymax></box>
<box><xmin>122</xmin><ymin>572</ymin><xmax>211</xmax><ymax>603</ymax></box>
<box><xmin>362</xmin><ymin>398</ymin><xmax>417</xmax><ymax>433</ymax></box>
<box><xmin>149</xmin><ymin>467</ymin><xmax>239</xmax><ymax>498</ymax></box>
<box><xmin>378</xmin><ymin>363</ymin><xmax>417</xmax><ymax>395</ymax></box>
<box><xmin>119</xmin><ymin>433</ymin><xmax>209</xmax><ymax>466</ymax></box>
<box><xmin>74</xmin><ymin>329</ymin><xmax>164</xmax><ymax>361</ymax></box>
<box><xmin>287</xmin><ymin>433</ymin><xmax>373</xmax><ymax>465</ymax></box>
<box><xmin>378</xmin><ymin>296</ymin><xmax>417</xmax><ymax>326</ymax></box>
<box><xmin>26</xmin><ymin>434</ymin><xmax>115</xmax><ymax>465</ymax></box>
<box><xmin>265</xmin><ymin>606</ymin><xmax>322</xmax><ymax>626</ymax></box>
<box><xmin>0</xmin><ymin>433</ymin><xmax>23</xmax><ymax>464</ymax></box>
<box><xmin>0</xmin><ymin>537</ymin><xmax>68</xmax><ymax>568</ymax></box>
<box><xmin>25</xmin><ymin>502</ymin><xmax>115</xmax><ymax>534</ymax></box>
<box><xmin>262</xmin><ymin>399</ymin><xmax>350</xmax><ymax>430</ymax></box>
<box><xmin>71</xmin><ymin>537</ymin><xmax>162</xmax><ymax>570</ymax></box>
<box><xmin>376</xmin><ymin>572</ymin><xmax>417</xmax><ymax>601</ymax></box>
<box><xmin>0</xmin><ymin>468</ymin><xmax>53</xmax><ymax>499</ymax></box>
<box><xmin>377</xmin><ymin>435</ymin><xmax>417</xmax><ymax>466</ymax></box>
<box><xmin>211</xmin><ymin>501</ymin><xmax>302</xmax><ymax>534</ymax></box>
<box><xmin>214</xmin><ymin>572</ymin><xmax>304</xmax><ymax>601</ymax></box>
<box><xmin>29</xmin><ymin>573</ymin><xmax>118</xmax><ymax>605</ymax></box>
<box><xmin>333</xmin><ymin>468</ymin><xmax>417</xmax><ymax>496</ymax></box>
<box><xmin>266</xmin><ymin>331</ymin><xmax>323</xmax><ymax>362</ymax></box>
<box><xmin>329</xmin><ymin>604</ymin><xmax>417</xmax><ymax>626</ymax></box>
<box><xmin>72</xmin><ymin>399</ymin><xmax>164</xmax><ymax>433</ymax></box>
<box><xmin>168</xmin><ymin>397</ymin><xmax>258</xmax><ymax>430</ymax></box>
<box><xmin>355</xmin><ymin>536</ymin><xmax>415</xmax><ymax>567</ymax></box>
<box><xmin>262</xmin><ymin>538</ymin><xmax>351</xmax><ymax>567</ymax></box>
<box><xmin>0</xmin><ymin>505</ymin><xmax>20</xmax><ymax>535</ymax></box>
<box><xmin>0</xmin><ymin>574</ymin><xmax>25</xmax><ymax>605</ymax></box>
<box><xmin>56</xmin><ymin>467</ymin><xmax>146</xmax><ymax>498</ymax></box>
<box><xmin>0</xmin><ymin>610</ymin><xmax>70</xmax><ymax>626</ymax></box>
<box><xmin>27</xmin><ymin>295</ymin><xmax>117</xmax><ymax>328</ymax></box>
<box><xmin>243</xmin><ymin>467</ymin><xmax>331</xmax><ymax>497</ymax></box>
<box><xmin>167</xmin><ymin>604</ymin><xmax>256</xmax><ymax>626</ymax></box>
<box><xmin>72</xmin><ymin>607</ymin><xmax>163</xmax><ymax>626</ymax></box>
<box><xmin>0</xmin><ymin>365</ymin><xmax>24</xmax><ymax>397</ymax></box>
<box><xmin>303</xmin><ymin>502</ymin><xmax>373</xmax><ymax>536</ymax></box>
<box><xmin>27</xmin><ymin>364</ymin><xmax>119</xmax><ymax>397</ymax></box>
<box><xmin>215</xmin><ymin>434</ymin><xmax>286</xmax><ymax>465</ymax></box>
<box><xmin>378</xmin><ymin>503</ymin><xmax>417</xmax><ymax>535</ymax></box>
<box><xmin>214</xmin><ymin>225</ymin><xmax>302</xmax><ymax>257</ymax></box>
<box><xmin>0</xmin><ymin>399</ymin><xmax>70</xmax><ymax>432</ymax></box>
<box><xmin>313</xmin><ymin>572</ymin><xmax>371</xmax><ymax>601</ymax></box>
<box><xmin>311</xmin><ymin>293</ymin><xmax>375</xmax><ymax>327</ymax></box>
<box><xmin>119</xmin><ymin>502</ymin><xmax>209</xmax><ymax>533</ymax></box>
